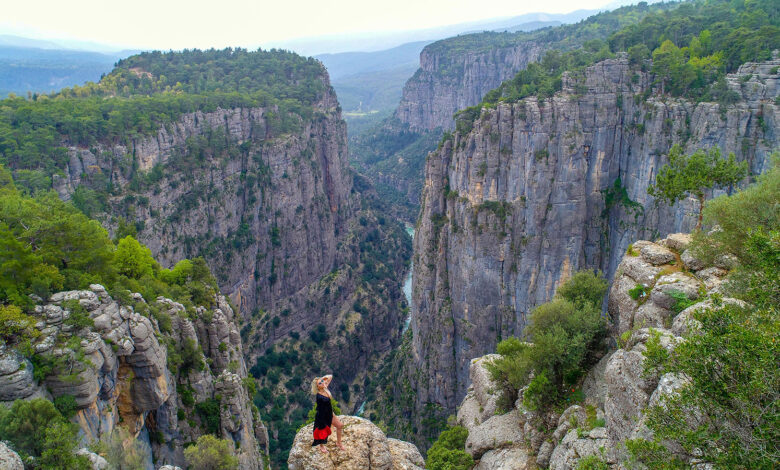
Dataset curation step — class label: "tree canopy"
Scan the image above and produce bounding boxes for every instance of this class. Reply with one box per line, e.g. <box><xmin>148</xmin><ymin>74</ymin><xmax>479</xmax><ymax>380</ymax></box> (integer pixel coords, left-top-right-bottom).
<box><xmin>648</xmin><ymin>145</ymin><xmax>747</xmax><ymax>229</ymax></box>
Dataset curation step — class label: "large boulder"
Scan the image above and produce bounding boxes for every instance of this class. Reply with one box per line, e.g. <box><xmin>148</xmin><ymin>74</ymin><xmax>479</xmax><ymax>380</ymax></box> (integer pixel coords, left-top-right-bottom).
<box><xmin>474</xmin><ymin>447</ymin><xmax>533</xmax><ymax>470</ymax></box>
<box><xmin>288</xmin><ymin>416</ymin><xmax>423</xmax><ymax>470</ymax></box>
<box><xmin>548</xmin><ymin>427</ymin><xmax>610</xmax><ymax>470</ymax></box>
<box><xmin>0</xmin><ymin>442</ymin><xmax>22</xmax><ymax>470</ymax></box>
<box><xmin>464</xmin><ymin>410</ymin><xmax>524</xmax><ymax>459</ymax></box>
<box><xmin>457</xmin><ymin>354</ymin><xmax>501</xmax><ymax>431</ymax></box>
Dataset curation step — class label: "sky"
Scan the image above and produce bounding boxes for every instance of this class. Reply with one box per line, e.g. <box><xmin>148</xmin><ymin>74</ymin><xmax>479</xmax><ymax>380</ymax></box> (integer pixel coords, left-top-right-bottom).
<box><xmin>1</xmin><ymin>0</ymin><xmax>617</xmax><ymax>52</ymax></box>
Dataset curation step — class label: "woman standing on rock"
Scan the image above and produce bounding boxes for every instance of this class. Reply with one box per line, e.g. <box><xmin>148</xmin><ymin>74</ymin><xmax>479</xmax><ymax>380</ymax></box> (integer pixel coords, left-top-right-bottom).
<box><xmin>311</xmin><ymin>375</ymin><xmax>345</xmax><ymax>453</ymax></box>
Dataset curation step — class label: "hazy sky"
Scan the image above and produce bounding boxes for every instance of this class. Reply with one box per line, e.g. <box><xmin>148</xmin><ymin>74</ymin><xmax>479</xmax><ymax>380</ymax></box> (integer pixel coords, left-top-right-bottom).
<box><xmin>2</xmin><ymin>0</ymin><xmax>614</xmax><ymax>50</ymax></box>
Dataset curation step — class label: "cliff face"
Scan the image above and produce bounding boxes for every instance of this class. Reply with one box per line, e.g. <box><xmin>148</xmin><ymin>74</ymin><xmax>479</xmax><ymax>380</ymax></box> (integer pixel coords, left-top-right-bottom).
<box><xmin>47</xmin><ymin>74</ymin><xmax>412</xmax><ymax>463</ymax></box>
<box><xmin>53</xmin><ymin>84</ymin><xmax>350</xmax><ymax>320</ymax></box>
<box><xmin>395</xmin><ymin>43</ymin><xmax>544</xmax><ymax>131</ymax></box>
<box><xmin>0</xmin><ymin>286</ymin><xmax>267</xmax><ymax>469</ymax></box>
<box><xmin>408</xmin><ymin>56</ymin><xmax>778</xmax><ymax>421</ymax></box>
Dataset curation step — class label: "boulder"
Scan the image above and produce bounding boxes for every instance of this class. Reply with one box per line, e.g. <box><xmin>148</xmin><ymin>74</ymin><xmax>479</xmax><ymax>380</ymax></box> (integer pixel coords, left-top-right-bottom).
<box><xmin>475</xmin><ymin>447</ymin><xmax>532</xmax><ymax>470</ymax></box>
<box><xmin>548</xmin><ymin>428</ymin><xmax>609</xmax><ymax>470</ymax></box>
<box><xmin>288</xmin><ymin>416</ymin><xmax>423</xmax><ymax>470</ymax></box>
<box><xmin>671</xmin><ymin>297</ymin><xmax>746</xmax><ymax>336</ymax></box>
<box><xmin>658</xmin><ymin>233</ymin><xmax>691</xmax><ymax>253</ymax></box>
<box><xmin>649</xmin><ymin>273</ymin><xmax>701</xmax><ymax>311</ymax></box>
<box><xmin>0</xmin><ymin>442</ymin><xmax>23</xmax><ymax>470</ymax></box>
<box><xmin>465</xmin><ymin>410</ymin><xmax>524</xmax><ymax>459</ymax></box>
<box><xmin>681</xmin><ymin>249</ymin><xmax>705</xmax><ymax>271</ymax></box>
<box><xmin>639</xmin><ymin>243</ymin><xmax>676</xmax><ymax>266</ymax></box>
<box><xmin>76</xmin><ymin>448</ymin><xmax>109</xmax><ymax>470</ymax></box>
<box><xmin>387</xmin><ymin>438</ymin><xmax>425</xmax><ymax>470</ymax></box>
<box><xmin>0</xmin><ymin>349</ymin><xmax>35</xmax><ymax>401</ymax></box>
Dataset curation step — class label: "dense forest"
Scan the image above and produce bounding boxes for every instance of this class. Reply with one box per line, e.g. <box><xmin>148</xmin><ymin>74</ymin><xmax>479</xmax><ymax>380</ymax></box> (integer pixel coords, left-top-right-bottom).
<box><xmin>455</xmin><ymin>0</ymin><xmax>779</xmax><ymax>132</ymax></box>
<box><xmin>0</xmin><ymin>48</ymin><xmax>328</xmax><ymax>181</ymax></box>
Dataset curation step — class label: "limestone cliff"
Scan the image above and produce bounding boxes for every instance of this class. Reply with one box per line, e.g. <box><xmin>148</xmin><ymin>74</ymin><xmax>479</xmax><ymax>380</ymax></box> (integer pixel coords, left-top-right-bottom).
<box><xmin>451</xmin><ymin>233</ymin><xmax>742</xmax><ymax>469</ymax></box>
<box><xmin>395</xmin><ymin>42</ymin><xmax>544</xmax><ymax>132</ymax></box>
<box><xmin>0</xmin><ymin>285</ymin><xmax>268</xmax><ymax>469</ymax></box>
<box><xmin>407</xmin><ymin>56</ymin><xmax>778</xmax><ymax>428</ymax></box>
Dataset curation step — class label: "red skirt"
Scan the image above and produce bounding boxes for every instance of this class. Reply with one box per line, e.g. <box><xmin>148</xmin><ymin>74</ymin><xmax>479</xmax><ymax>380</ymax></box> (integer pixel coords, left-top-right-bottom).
<box><xmin>313</xmin><ymin>425</ymin><xmax>331</xmax><ymax>445</ymax></box>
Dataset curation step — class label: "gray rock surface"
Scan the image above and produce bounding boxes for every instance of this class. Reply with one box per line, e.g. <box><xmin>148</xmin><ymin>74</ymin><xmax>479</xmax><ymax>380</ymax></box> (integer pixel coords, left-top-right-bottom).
<box><xmin>407</xmin><ymin>56</ymin><xmax>777</xmax><ymax>422</ymax></box>
<box><xmin>287</xmin><ymin>416</ymin><xmax>423</xmax><ymax>470</ymax></box>
<box><xmin>464</xmin><ymin>410</ymin><xmax>524</xmax><ymax>459</ymax></box>
<box><xmin>474</xmin><ymin>447</ymin><xmax>533</xmax><ymax>470</ymax></box>
<box><xmin>0</xmin><ymin>442</ymin><xmax>23</xmax><ymax>470</ymax></box>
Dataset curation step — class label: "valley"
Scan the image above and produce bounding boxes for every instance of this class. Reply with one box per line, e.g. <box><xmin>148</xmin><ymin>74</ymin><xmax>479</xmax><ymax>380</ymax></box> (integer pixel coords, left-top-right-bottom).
<box><xmin>0</xmin><ymin>0</ymin><xmax>778</xmax><ymax>469</ymax></box>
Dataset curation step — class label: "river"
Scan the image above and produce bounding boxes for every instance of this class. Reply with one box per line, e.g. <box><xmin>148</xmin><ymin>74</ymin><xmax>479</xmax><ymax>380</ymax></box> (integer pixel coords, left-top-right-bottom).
<box><xmin>402</xmin><ymin>225</ymin><xmax>414</xmax><ymax>333</ymax></box>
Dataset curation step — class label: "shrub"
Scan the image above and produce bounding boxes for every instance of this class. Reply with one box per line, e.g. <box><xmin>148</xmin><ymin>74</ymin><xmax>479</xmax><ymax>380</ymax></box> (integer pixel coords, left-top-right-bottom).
<box><xmin>38</xmin><ymin>421</ymin><xmax>91</xmax><ymax>470</ymax></box>
<box><xmin>628</xmin><ymin>284</ymin><xmax>648</xmax><ymax>301</ymax></box>
<box><xmin>184</xmin><ymin>434</ymin><xmax>239</xmax><ymax>470</ymax></box>
<box><xmin>195</xmin><ymin>398</ymin><xmax>221</xmax><ymax>434</ymax></box>
<box><xmin>0</xmin><ymin>398</ymin><xmax>66</xmax><ymax>458</ymax></box>
<box><xmin>425</xmin><ymin>425</ymin><xmax>474</xmax><ymax>470</ymax></box>
<box><xmin>53</xmin><ymin>394</ymin><xmax>79</xmax><ymax>419</ymax></box>
<box><xmin>488</xmin><ymin>271</ymin><xmax>608</xmax><ymax>410</ymax></box>
<box><xmin>0</xmin><ymin>304</ymin><xmax>39</xmax><ymax>344</ymax></box>
<box><xmin>576</xmin><ymin>454</ymin><xmax>608</xmax><ymax>470</ymax></box>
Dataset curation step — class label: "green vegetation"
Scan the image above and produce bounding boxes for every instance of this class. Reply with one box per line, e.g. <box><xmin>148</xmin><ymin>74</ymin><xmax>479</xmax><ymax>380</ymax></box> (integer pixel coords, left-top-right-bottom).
<box><xmin>576</xmin><ymin>454</ymin><xmax>609</xmax><ymax>470</ymax></box>
<box><xmin>0</xmin><ymin>165</ymin><xmax>219</xmax><ymax>311</ymax></box>
<box><xmin>455</xmin><ymin>0</ymin><xmax>779</xmax><ymax>132</ymax></box>
<box><xmin>487</xmin><ymin>271</ymin><xmax>608</xmax><ymax>411</ymax></box>
<box><xmin>0</xmin><ymin>48</ymin><xmax>326</xmax><ymax>182</ymax></box>
<box><xmin>648</xmin><ymin>145</ymin><xmax>747</xmax><ymax>229</ymax></box>
<box><xmin>425</xmin><ymin>425</ymin><xmax>475</xmax><ymax>470</ymax></box>
<box><xmin>184</xmin><ymin>434</ymin><xmax>239</xmax><ymax>470</ymax></box>
<box><xmin>630</xmin><ymin>156</ymin><xmax>780</xmax><ymax>468</ymax></box>
<box><xmin>0</xmin><ymin>398</ymin><xmax>90</xmax><ymax>469</ymax></box>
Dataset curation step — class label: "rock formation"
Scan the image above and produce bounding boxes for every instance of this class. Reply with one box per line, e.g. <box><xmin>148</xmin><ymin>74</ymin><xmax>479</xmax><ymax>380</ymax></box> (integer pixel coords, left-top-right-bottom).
<box><xmin>287</xmin><ymin>415</ymin><xmax>424</xmax><ymax>470</ymax></box>
<box><xmin>0</xmin><ymin>285</ymin><xmax>267</xmax><ymax>469</ymax></box>
<box><xmin>407</xmin><ymin>55</ymin><xmax>778</xmax><ymax>427</ymax></box>
<box><xmin>450</xmin><ymin>232</ymin><xmax>738</xmax><ymax>469</ymax></box>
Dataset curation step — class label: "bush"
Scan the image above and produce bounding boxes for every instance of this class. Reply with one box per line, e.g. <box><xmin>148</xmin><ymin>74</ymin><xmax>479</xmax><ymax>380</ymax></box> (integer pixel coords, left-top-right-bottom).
<box><xmin>38</xmin><ymin>421</ymin><xmax>91</xmax><ymax>470</ymax></box>
<box><xmin>184</xmin><ymin>434</ymin><xmax>239</xmax><ymax>470</ymax></box>
<box><xmin>425</xmin><ymin>425</ymin><xmax>474</xmax><ymax>470</ymax></box>
<box><xmin>195</xmin><ymin>398</ymin><xmax>221</xmax><ymax>434</ymax></box>
<box><xmin>0</xmin><ymin>304</ymin><xmax>39</xmax><ymax>344</ymax></box>
<box><xmin>0</xmin><ymin>398</ymin><xmax>65</xmax><ymax>458</ymax></box>
<box><xmin>53</xmin><ymin>394</ymin><xmax>79</xmax><ymax>419</ymax></box>
<box><xmin>488</xmin><ymin>271</ymin><xmax>608</xmax><ymax>410</ymax></box>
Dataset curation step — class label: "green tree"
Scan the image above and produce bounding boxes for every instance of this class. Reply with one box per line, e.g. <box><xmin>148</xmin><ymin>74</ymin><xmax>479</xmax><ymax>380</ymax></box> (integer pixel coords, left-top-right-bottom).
<box><xmin>0</xmin><ymin>398</ymin><xmax>66</xmax><ymax>458</ymax></box>
<box><xmin>114</xmin><ymin>235</ymin><xmax>157</xmax><ymax>279</ymax></box>
<box><xmin>487</xmin><ymin>271</ymin><xmax>608</xmax><ymax>410</ymax></box>
<box><xmin>648</xmin><ymin>145</ymin><xmax>747</xmax><ymax>230</ymax></box>
<box><xmin>184</xmin><ymin>434</ymin><xmax>239</xmax><ymax>470</ymax></box>
<box><xmin>0</xmin><ymin>304</ymin><xmax>40</xmax><ymax>344</ymax></box>
<box><xmin>425</xmin><ymin>425</ymin><xmax>474</xmax><ymax>470</ymax></box>
<box><xmin>38</xmin><ymin>421</ymin><xmax>91</xmax><ymax>470</ymax></box>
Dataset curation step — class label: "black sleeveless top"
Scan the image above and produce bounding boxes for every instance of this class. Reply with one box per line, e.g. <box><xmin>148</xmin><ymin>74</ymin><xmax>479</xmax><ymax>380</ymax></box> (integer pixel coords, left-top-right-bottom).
<box><xmin>314</xmin><ymin>393</ymin><xmax>333</xmax><ymax>429</ymax></box>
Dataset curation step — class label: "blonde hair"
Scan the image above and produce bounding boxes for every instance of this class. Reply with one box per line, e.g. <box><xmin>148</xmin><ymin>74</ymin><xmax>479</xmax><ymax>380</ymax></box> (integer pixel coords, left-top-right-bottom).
<box><xmin>311</xmin><ymin>377</ymin><xmax>320</xmax><ymax>395</ymax></box>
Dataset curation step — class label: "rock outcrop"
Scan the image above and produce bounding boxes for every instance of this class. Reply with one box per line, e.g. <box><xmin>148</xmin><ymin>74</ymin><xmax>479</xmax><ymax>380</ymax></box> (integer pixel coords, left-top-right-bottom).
<box><xmin>407</xmin><ymin>55</ymin><xmax>778</xmax><ymax>426</ymax></box>
<box><xmin>0</xmin><ymin>442</ymin><xmax>23</xmax><ymax>470</ymax></box>
<box><xmin>448</xmin><ymin>233</ymin><xmax>740</xmax><ymax>468</ymax></box>
<box><xmin>287</xmin><ymin>416</ymin><xmax>424</xmax><ymax>470</ymax></box>
<box><xmin>0</xmin><ymin>286</ymin><xmax>267</xmax><ymax>469</ymax></box>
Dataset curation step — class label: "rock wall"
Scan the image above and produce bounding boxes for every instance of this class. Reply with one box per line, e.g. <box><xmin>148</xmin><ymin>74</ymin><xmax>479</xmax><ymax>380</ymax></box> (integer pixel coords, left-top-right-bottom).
<box><xmin>395</xmin><ymin>43</ymin><xmax>544</xmax><ymax>131</ymax></box>
<box><xmin>408</xmin><ymin>56</ymin><xmax>778</xmax><ymax>422</ymax></box>
<box><xmin>453</xmin><ymin>233</ymin><xmax>741</xmax><ymax>469</ymax></box>
<box><xmin>0</xmin><ymin>286</ymin><xmax>267</xmax><ymax>469</ymax></box>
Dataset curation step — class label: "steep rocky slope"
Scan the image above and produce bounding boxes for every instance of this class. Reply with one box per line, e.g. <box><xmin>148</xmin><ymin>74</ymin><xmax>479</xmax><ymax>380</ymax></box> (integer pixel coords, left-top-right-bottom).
<box><xmin>0</xmin><ymin>285</ymin><xmax>267</xmax><ymax>469</ymax></box>
<box><xmin>405</xmin><ymin>55</ymin><xmax>778</xmax><ymax>434</ymax></box>
<box><xmin>450</xmin><ymin>232</ymin><xmax>744</xmax><ymax>469</ymax></box>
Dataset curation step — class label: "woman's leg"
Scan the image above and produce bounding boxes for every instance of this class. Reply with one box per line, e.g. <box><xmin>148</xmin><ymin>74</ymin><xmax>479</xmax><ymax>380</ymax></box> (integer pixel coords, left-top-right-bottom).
<box><xmin>332</xmin><ymin>415</ymin><xmax>345</xmax><ymax>450</ymax></box>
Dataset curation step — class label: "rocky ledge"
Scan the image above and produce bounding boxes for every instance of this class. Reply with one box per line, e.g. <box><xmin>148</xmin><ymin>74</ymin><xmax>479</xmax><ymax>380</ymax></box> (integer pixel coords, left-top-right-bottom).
<box><xmin>288</xmin><ymin>416</ymin><xmax>424</xmax><ymax>470</ymax></box>
<box><xmin>453</xmin><ymin>232</ymin><xmax>741</xmax><ymax>469</ymax></box>
<box><xmin>0</xmin><ymin>285</ymin><xmax>267</xmax><ymax>469</ymax></box>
